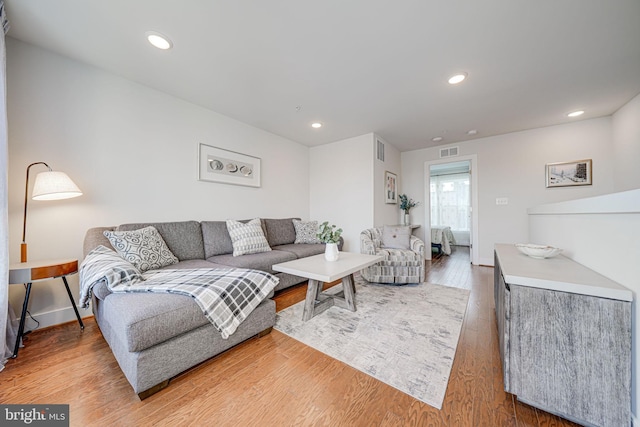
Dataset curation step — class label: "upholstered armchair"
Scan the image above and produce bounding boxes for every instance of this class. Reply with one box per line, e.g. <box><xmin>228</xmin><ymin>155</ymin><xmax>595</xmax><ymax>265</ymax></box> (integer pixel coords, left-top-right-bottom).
<box><xmin>360</xmin><ymin>226</ymin><xmax>425</xmax><ymax>284</ymax></box>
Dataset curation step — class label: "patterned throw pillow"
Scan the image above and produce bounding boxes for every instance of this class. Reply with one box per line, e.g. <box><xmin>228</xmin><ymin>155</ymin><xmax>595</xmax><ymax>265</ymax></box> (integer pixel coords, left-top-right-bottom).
<box><xmin>292</xmin><ymin>219</ymin><xmax>321</xmax><ymax>244</ymax></box>
<box><xmin>226</xmin><ymin>218</ymin><xmax>272</xmax><ymax>257</ymax></box>
<box><xmin>104</xmin><ymin>226</ymin><xmax>179</xmax><ymax>272</ymax></box>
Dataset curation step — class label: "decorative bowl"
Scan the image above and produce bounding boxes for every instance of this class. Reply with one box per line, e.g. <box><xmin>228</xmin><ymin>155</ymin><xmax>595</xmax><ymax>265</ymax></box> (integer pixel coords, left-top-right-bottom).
<box><xmin>515</xmin><ymin>243</ymin><xmax>562</xmax><ymax>259</ymax></box>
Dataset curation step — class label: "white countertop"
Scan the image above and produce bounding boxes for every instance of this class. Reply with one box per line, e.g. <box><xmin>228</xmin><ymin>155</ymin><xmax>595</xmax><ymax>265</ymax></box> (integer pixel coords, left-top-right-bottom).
<box><xmin>495</xmin><ymin>244</ymin><xmax>632</xmax><ymax>302</ymax></box>
<box><xmin>272</xmin><ymin>252</ymin><xmax>383</xmax><ymax>283</ymax></box>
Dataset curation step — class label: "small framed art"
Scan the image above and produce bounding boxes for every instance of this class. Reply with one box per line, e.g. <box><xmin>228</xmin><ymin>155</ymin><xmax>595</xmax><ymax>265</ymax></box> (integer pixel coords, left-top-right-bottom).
<box><xmin>546</xmin><ymin>159</ymin><xmax>592</xmax><ymax>188</ymax></box>
<box><xmin>385</xmin><ymin>171</ymin><xmax>397</xmax><ymax>203</ymax></box>
<box><xmin>198</xmin><ymin>143</ymin><xmax>261</xmax><ymax>187</ymax></box>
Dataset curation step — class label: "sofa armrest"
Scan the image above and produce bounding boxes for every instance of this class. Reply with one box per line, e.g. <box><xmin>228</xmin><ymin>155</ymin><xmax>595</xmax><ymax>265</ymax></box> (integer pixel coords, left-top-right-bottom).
<box><xmin>360</xmin><ymin>232</ymin><xmax>378</xmax><ymax>255</ymax></box>
<box><xmin>410</xmin><ymin>235</ymin><xmax>425</xmax><ymax>258</ymax></box>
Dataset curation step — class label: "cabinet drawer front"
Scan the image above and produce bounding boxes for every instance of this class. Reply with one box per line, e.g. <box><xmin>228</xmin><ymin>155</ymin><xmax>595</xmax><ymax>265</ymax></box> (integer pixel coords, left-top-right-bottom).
<box><xmin>509</xmin><ymin>285</ymin><xmax>631</xmax><ymax>427</ymax></box>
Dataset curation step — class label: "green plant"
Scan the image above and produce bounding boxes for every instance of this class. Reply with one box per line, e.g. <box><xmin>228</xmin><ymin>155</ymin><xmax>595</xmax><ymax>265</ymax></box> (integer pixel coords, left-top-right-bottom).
<box><xmin>399</xmin><ymin>194</ymin><xmax>419</xmax><ymax>213</ymax></box>
<box><xmin>317</xmin><ymin>221</ymin><xmax>343</xmax><ymax>244</ymax></box>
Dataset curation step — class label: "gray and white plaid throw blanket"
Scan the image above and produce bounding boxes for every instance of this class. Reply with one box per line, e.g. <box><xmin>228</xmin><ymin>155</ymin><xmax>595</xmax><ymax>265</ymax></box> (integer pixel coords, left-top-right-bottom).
<box><xmin>80</xmin><ymin>246</ymin><xmax>279</xmax><ymax>339</ymax></box>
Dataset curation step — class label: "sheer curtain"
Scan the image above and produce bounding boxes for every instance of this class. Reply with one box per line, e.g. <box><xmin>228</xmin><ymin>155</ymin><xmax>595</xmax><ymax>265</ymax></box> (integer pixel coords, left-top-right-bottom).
<box><xmin>430</xmin><ymin>172</ymin><xmax>471</xmax><ymax>232</ymax></box>
<box><xmin>0</xmin><ymin>0</ymin><xmax>10</xmax><ymax>370</ymax></box>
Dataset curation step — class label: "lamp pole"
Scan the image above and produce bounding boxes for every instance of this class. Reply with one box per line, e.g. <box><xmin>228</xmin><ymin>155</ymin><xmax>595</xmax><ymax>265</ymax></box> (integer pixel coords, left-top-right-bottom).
<box><xmin>21</xmin><ymin>162</ymin><xmax>51</xmax><ymax>263</ymax></box>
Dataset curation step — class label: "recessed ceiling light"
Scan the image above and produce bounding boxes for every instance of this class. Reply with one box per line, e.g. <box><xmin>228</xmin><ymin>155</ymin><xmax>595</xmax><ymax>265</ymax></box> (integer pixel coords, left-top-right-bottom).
<box><xmin>145</xmin><ymin>31</ymin><xmax>173</xmax><ymax>50</ymax></box>
<box><xmin>311</xmin><ymin>122</ymin><xmax>323</xmax><ymax>129</ymax></box>
<box><xmin>567</xmin><ymin>110</ymin><xmax>585</xmax><ymax>118</ymax></box>
<box><xmin>467</xmin><ymin>129</ymin><xmax>478</xmax><ymax>135</ymax></box>
<box><xmin>432</xmin><ymin>136</ymin><xmax>443</xmax><ymax>142</ymax></box>
<box><xmin>448</xmin><ymin>73</ymin><xmax>467</xmax><ymax>85</ymax></box>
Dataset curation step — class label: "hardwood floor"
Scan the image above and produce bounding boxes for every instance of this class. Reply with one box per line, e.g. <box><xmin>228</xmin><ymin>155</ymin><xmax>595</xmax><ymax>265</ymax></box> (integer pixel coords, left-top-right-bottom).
<box><xmin>1</xmin><ymin>248</ymin><xmax>581</xmax><ymax>426</ymax></box>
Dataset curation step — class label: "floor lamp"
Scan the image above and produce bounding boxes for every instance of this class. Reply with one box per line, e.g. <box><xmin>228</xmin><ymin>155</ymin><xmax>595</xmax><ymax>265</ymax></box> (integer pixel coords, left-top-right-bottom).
<box><xmin>21</xmin><ymin>162</ymin><xmax>82</xmax><ymax>262</ymax></box>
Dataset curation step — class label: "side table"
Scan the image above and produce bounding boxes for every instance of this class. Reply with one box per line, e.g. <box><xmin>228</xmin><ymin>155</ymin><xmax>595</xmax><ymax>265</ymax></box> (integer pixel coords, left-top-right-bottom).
<box><xmin>9</xmin><ymin>258</ymin><xmax>84</xmax><ymax>358</ymax></box>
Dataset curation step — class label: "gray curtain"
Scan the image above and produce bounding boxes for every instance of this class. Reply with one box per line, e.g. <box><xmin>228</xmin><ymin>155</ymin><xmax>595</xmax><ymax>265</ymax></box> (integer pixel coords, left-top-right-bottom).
<box><xmin>0</xmin><ymin>0</ymin><xmax>10</xmax><ymax>370</ymax></box>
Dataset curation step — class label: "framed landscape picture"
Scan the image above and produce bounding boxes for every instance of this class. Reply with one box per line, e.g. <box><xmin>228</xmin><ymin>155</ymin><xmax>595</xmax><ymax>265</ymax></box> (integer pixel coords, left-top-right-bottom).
<box><xmin>546</xmin><ymin>159</ymin><xmax>592</xmax><ymax>188</ymax></box>
<box><xmin>198</xmin><ymin>143</ymin><xmax>261</xmax><ymax>187</ymax></box>
<box><xmin>385</xmin><ymin>171</ymin><xmax>397</xmax><ymax>203</ymax></box>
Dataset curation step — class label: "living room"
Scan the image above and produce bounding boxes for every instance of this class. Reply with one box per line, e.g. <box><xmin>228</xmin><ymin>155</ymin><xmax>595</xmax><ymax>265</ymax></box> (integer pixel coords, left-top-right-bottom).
<box><xmin>1</xmin><ymin>1</ymin><xmax>639</xmax><ymax>426</ymax></box>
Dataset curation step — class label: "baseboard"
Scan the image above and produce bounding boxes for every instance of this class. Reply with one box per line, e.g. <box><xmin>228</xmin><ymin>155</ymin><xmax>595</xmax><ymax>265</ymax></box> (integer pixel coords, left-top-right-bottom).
<box><xmin>11</xmin><ymin>305</ymin><xmax>92</xmax><ymax>330</ymax></box>
<box><xmin>478</xmin><ymin>256</ymin><xmax>494</xmax><ymax>267</ymax></box>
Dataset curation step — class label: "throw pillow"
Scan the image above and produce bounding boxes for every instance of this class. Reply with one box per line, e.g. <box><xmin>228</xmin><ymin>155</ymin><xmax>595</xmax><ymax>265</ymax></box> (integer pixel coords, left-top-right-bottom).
<box><xmin>292</xmin><ymin>219</ymin><xmax>321</xmax><ymax>244</ymax></box>
<box><xmin>381</xmin><ymin>225</ymin><xmax>412</xmax><ymax>250</ymax></box>
<box><xmin>103</xmin><ymin>226</ymin><xmax>179</xmax><ymax>272</ymax></box>
<box><xmin>226</xmin><ymin>218</ymin><xmax>272</xmax><ymax>256</ymax></box>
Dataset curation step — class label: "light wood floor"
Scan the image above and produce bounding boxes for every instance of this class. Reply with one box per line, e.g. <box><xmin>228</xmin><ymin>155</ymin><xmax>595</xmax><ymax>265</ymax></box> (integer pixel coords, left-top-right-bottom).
<box><xmin>1</xmin><ymin>248</ymin><xmax>581</xmax><ymax>426</ymax></box>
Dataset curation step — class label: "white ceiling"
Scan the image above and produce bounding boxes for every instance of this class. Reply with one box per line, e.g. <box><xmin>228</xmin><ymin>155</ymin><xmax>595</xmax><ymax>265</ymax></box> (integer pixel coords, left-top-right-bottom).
<box><xmin>4</xmin><ymin>0</ymin><xmax>640</xmax><ymax>152</ymax></box>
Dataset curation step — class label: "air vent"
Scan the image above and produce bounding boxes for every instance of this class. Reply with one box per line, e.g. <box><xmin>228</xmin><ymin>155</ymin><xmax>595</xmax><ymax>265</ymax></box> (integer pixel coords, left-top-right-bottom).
<box><xmin>439</xmin><ymin>146</ymin><xmax>460</xmax><ymax>158</ymax></box>
<box><xmin>377</xmin><ymin>139</ymin><xmax>385</xmax><ymax>161</ymax></box>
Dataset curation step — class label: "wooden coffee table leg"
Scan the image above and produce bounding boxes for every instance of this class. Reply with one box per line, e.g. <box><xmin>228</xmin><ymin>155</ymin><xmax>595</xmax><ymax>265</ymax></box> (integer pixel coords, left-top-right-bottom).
<box><xmin>341</xmin><ymin>274</ymin><xmax>356</xmax><ymax>311</ymax></box>
<box><xmin>303</xmin><ymin>279</ymin><xmax>321</xmax><ymax>321</ymax></box>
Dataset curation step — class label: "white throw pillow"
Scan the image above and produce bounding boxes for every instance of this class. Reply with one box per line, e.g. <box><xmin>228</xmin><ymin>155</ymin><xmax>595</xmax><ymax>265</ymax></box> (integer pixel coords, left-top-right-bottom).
<box><xmin>381</xmin><ymin>225</ymin><xmax>412</xmax><ymax>250</ymax></box>
<box><xmin>104</xmin><ymin>226</ymin><xmax>179</xmax><ymax>272</ymax></box>
<box><xmin>226</xmin><ymin>218</ymin><xmax>272</xmax><ymax>256</ymax></box>
<box><xmin>292</xmin><ymin>219</ymin><xmax>321</xmax><ymax>244</ymax></box>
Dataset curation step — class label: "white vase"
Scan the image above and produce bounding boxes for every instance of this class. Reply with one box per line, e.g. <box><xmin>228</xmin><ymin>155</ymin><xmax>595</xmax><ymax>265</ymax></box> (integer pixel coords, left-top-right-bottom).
<box><xmin>403</xmin><ymin>213</ymin><xmax>410</xmax><ymax>225</ymax></box>
<box><xmin>324</xmin><ymin>242</ymin><xmax>339</xmax><ymax>262</ymax></box>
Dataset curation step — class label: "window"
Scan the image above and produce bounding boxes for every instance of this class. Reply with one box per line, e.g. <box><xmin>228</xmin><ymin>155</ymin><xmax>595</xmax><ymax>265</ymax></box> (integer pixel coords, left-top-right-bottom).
<box><xmin>430</xmin><ymin>173</ymin><xmax>470</xmax><ymax>231</ymax></box>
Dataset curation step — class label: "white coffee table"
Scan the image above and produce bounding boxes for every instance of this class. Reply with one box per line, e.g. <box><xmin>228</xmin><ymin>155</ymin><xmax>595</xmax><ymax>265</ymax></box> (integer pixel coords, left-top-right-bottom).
<box><xmin>272</xmin><ymin>252</ymin><xmax>383</xmax><ymax>321</ymax></box>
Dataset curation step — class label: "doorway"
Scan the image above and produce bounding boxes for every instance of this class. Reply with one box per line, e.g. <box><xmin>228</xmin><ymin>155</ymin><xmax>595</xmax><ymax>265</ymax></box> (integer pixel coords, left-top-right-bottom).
<box><xmin>424</xmin><ymin>155</ymin><xmax>479</xmax><ymax>265</ymax></box>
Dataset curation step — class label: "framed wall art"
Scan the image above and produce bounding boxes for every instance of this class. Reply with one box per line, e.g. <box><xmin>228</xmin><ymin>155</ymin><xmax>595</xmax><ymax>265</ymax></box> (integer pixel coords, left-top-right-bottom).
<box><xmin>198</xmin><ymin>143</ymin><xmax>261</xmax><ymax>187</ymax></box>
<box><xmin>385</xmin><ymin>171</ymin><xmax>397</xmax><ymax>203</ymax></box>
<box><xmin>546</xmin><ymin>159</ymin><xmax>592</xmax><ymax>188</ymax></box>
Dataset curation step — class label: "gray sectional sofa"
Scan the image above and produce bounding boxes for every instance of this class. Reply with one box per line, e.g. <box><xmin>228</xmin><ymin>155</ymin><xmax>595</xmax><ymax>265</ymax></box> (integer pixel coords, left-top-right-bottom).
<box><xmin>82</xmin><ymin>218</ymin><xmax>334</xmax><ymax>399</ymax></box>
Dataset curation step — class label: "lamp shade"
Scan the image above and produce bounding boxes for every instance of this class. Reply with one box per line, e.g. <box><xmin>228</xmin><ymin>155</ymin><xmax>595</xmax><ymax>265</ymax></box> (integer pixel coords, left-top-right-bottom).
<box><xmin>31</xmin><ymin>170</ymin><xmax>82</xmax><ymax>201</ymax></box>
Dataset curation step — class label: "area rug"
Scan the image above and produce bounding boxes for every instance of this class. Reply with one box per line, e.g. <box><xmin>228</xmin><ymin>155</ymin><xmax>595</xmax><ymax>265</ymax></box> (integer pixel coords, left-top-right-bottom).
<box><xmin>274</xmin><ymin>277</ymin><xmax>470</xmax><ymax>409</ymax></box>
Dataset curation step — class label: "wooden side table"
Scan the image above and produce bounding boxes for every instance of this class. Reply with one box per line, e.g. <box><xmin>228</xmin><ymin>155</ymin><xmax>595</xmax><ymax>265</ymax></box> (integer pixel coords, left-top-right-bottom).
<box><xmin>9</xmin><ymin>258</ymin><xmax>84</xmax><ymax>358</ymax></box>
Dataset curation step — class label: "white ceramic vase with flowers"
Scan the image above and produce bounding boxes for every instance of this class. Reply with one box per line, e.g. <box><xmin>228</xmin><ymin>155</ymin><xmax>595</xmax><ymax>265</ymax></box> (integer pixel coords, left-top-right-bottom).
<box><xmin>317</xmin><ymin>221</ymin><xmax>343</xmax><ymax>262</ymax></box>
<box><xmin>399</xmin><ymin>194</ymin><xmax>419</xmax><ymax>225</ymax></box>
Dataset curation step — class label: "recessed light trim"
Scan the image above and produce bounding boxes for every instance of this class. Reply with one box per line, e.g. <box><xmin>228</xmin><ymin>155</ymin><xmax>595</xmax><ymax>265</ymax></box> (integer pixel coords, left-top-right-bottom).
<box><xmin>567</xmin><ymin>110</ymin><xmax>585</xmax><ymax>118</ymax></box>
<box><xmin>448</xmin><ymin>73</ymin><xmax>467</xmax><ymax>85</ymax></box>
<box><xmin>432</xmin><ymin>136</ymin><xmax>444</xmax><ymax>142</ymax></box>
<box><xmin>145</xmin><ymin>31</ymin><xmax>173</xmax><ymax>50</ymax></box>
<box><xmin>311</xmin><ymin>122</ymin><xmax>323</xmax><ymax>129</ymax></box>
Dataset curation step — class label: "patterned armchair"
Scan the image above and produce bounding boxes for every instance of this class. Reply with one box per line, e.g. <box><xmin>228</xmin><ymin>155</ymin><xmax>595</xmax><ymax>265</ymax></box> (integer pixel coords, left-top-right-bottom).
<box><xmin>360</xmin><ymin>227</ymin><xmax>425</xmax><ymax>284</ymax></box>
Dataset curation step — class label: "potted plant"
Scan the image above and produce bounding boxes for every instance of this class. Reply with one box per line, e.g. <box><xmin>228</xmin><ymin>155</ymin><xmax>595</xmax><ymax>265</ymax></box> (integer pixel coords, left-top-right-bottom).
<box><xmin>399</xmin><ymin>194</ymin><xmax>419</xmax><ymax>225</ymax></box>
<box><xmin>317</xmin><ymin>221</ymin><xmax>343</xmax><ymax>261</ymax></box>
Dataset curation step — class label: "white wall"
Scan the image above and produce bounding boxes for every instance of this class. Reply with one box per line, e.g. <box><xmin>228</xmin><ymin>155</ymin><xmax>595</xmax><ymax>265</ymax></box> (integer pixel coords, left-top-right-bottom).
<box><xmin>309</xmin><ymin>133</ymin><xmax>374</xmax><ymax>251</ymax></box>
<box><xmin>612</xmin><ymin>93</ymin><xmax>640</xmax><ymax>192</ymax></box>
<box><xmin>402</xmin><ymin>118</ymin><xmax>616</xmax><ymax>265</ymax></box>
<box><xmin>6</xmin><ymin>39</ymin><xmax>311</xmax><ymax>327</ymax></box>
<box><xmin>373</xmin><ymin>134</ymin><xmax>402</xmax><ymax>226</ymax></box>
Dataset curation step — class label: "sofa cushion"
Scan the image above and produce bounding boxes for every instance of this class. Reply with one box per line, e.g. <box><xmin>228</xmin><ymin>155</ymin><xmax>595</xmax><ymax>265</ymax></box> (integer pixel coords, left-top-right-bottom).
<box><xmin>105</xmin><ymin>226</ymin><xmax>179</xmax><ymax>272</ymax></box>
<box><xmin>292</xmin><ymin>219</ymin><xmax>321</xmax><ymax>244</ymax></box>
<box><xmin>376</xmin><ymin>248</ymin><xmax>423</xmax><ymax>265</ymax></box>
<box><xmin>101</xmin><ymin>292</ymin><xmax>210</xmax><ymax>352</ymax></box>
<box><xmin>226</xmin><ymin>219</ymin><xmax>271</xmax><ymax>256</ymax></box>
<box><xmin>117</xmin><ymin>221</ymin><xmax>205</xmax><ymax>261</ymax></box>
<box><xmin>207</xmin><ymin>249</ymin><xmax>296</xmax><ymax>274</ymax></box>
<box><xmin>272</xmin><ymin>243</ymin><xmax>325</xmax><ymax>259</ymax></box>
<box><xmin>263</xmin><ymin>218</ymin><xmax>299</xmax><ymax>247</ymax></box>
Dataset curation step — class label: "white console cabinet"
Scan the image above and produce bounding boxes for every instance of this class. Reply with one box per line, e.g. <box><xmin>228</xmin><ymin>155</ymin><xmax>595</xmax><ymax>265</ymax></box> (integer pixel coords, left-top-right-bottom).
<box><xmin>494</xmin><ymin>244</ymin><xmax>632</xmax><ymax>427</ymax></box>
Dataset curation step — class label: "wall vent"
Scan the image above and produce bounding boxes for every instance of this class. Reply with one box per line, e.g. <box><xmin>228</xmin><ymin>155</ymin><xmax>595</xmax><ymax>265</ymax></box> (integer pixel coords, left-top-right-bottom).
<box><xmin>377</xmin><ymin>139</ymin><xmax>385</xmax><ymax>161</ymax></box>
<box><xmin>439</xmin><ymin>146</ymin><xmax>460</xmax><ymax>158</ymax></box>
